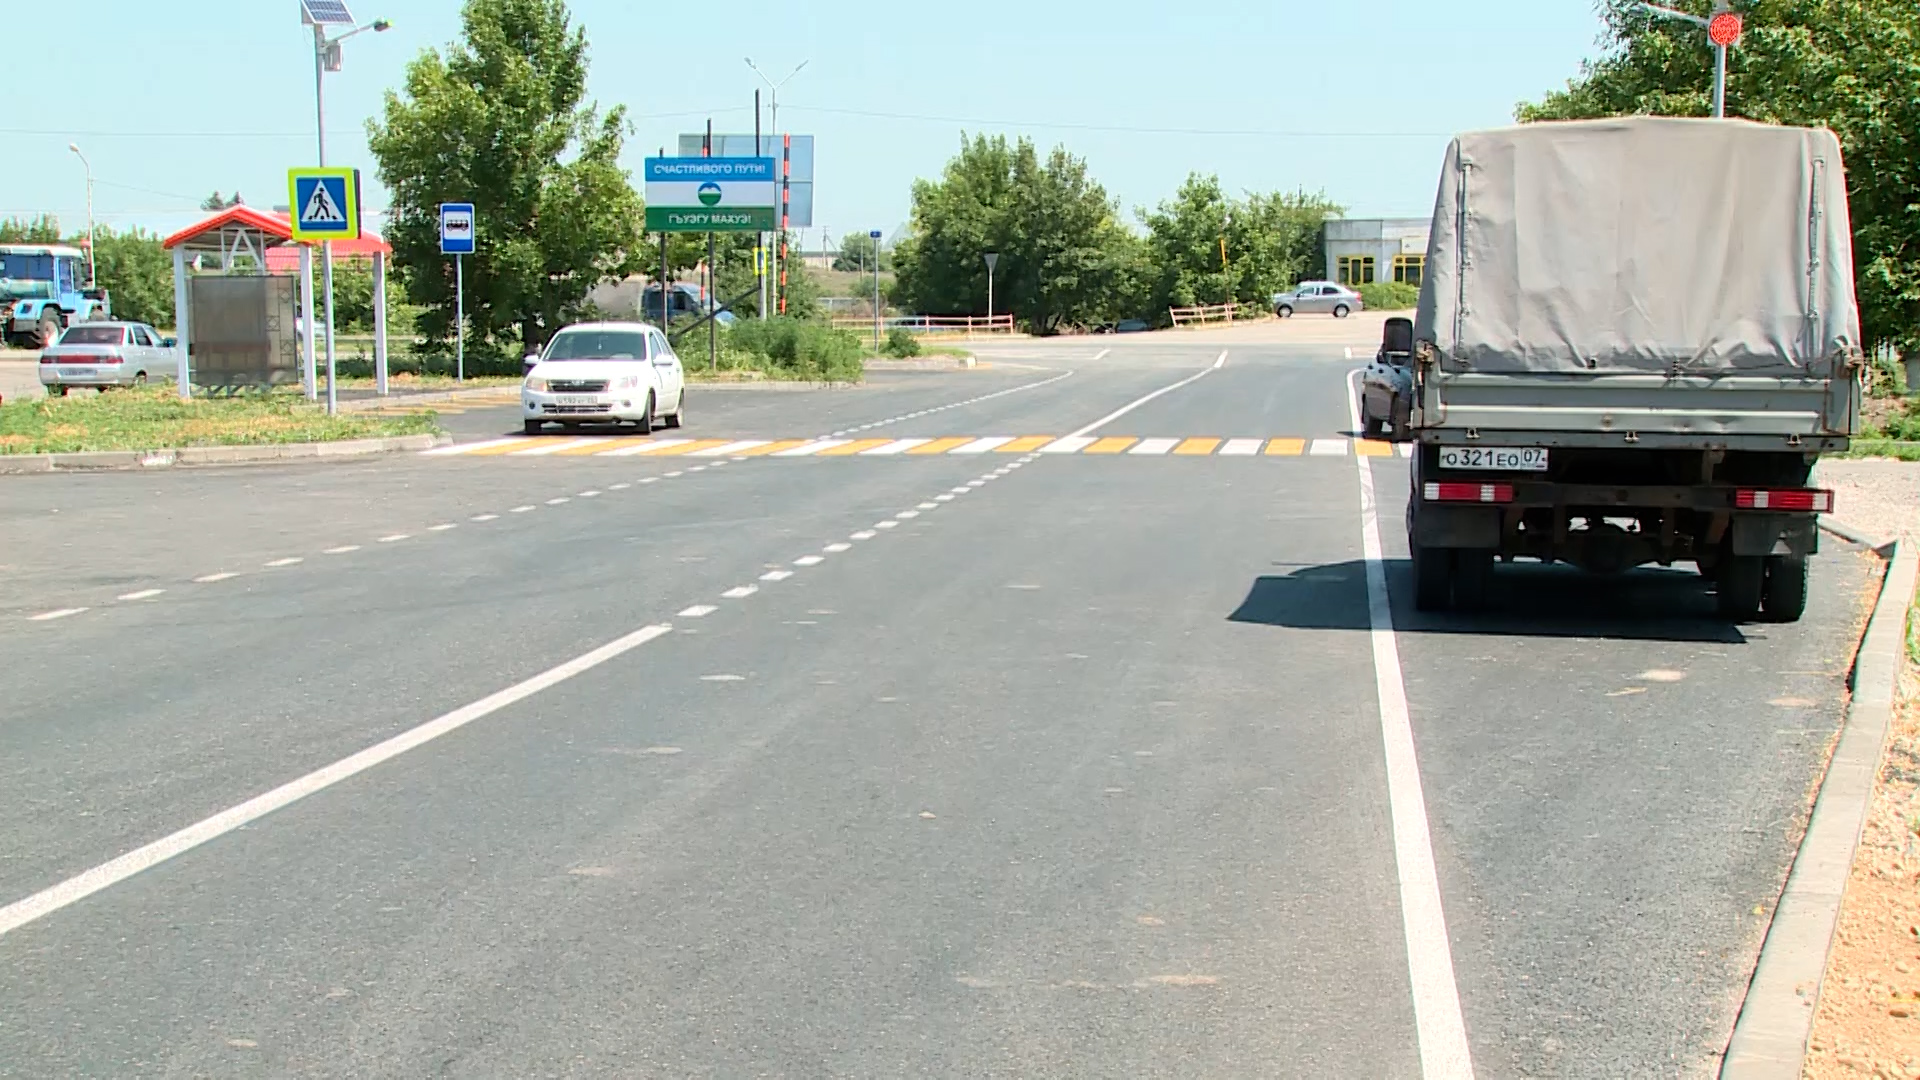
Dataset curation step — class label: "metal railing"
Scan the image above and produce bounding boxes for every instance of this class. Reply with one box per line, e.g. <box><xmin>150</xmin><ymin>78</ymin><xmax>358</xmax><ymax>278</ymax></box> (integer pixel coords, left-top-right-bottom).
<box><xmin>829</xmin><ymin>313</ymin><xmax>1016</xmax><ymax>338</ymax></box>
<box><xmin>1168</xmin><ymin>302</ymin><xmax>1246</xmax><ymax>328</ymax></box>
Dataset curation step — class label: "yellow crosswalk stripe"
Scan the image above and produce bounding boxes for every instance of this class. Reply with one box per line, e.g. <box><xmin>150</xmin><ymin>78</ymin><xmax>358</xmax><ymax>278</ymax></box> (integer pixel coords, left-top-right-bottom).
<box><xmin>1355</xmin><ymin>439</ymin><xmax>1394</xmax><ymax>457</ymax></box>
<box><xmin>1264</xmin><ymin>438</ymin><xmax>1306</xmax><ymax>456</ymax></box>
<box><xmin>556</xmin><ymin>437</ymin><xmax>650</xmax><ymax>456</ymax></box>
<box><xmin>1174</xmin><ymin>437</ymin><xmax>1222</xmax><ymax>456</ymax></box>
<box><xmin>907</xmin><ymin>437</ymin><xmax>975</xmax><ymax>455</ymax></box>
<box><xmin>997</xmin><ymin>436</ymin><xmax>1053</xmax><ymax>453</ymax></box>
<box><xmin>733</xmin><ymin>439</ymin><xmax>811</xmax><ymax>457</ymax></box>
<box><xmin>816</xmin><ymin>438</ymin><xmax>896</xmax><ymax>456</ymax></box>
<box><xmin>645</xmin><ymin>439</ymin><xmax>735</xmax><ymax>456</ymax></box>
<box><xmin>1084</xmin><ymin>437</ymin><xmax>1138</xmax><ymax>454</ymax></box>
<box><xmin>460</xmin><ymin>438</ymin><xmax>541</xmax><ymax>456</ymax></box>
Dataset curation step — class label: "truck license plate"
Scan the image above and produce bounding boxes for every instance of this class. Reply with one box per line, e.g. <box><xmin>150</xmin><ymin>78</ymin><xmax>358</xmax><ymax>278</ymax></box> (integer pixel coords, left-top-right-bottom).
<box><xmin>1440</xmin><ymin>446</ymin><xmax>1549</xmax><ymax>472</ymax></box>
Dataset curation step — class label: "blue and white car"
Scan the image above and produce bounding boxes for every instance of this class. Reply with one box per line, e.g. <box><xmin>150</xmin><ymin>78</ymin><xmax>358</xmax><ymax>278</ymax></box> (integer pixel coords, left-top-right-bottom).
<box><xmin>522</xmin><ymin>321</ymin><xmax>687</xmax><ymax>435</ymax></box>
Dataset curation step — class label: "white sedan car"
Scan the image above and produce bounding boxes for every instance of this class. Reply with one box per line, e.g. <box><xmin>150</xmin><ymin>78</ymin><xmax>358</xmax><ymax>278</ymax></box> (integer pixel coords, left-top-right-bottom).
<box><xmin>522</xmin><ymin>322</ymin><xmax>686</xmax><ymax>435</ymax></box>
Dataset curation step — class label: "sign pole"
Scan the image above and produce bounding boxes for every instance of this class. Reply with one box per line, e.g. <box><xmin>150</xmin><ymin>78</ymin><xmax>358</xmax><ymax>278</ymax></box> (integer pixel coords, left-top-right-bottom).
<box><xmin>871</xmin><ymin>229</ymin><xmax>883</xmax><ymax>354</ymax></box>
<box><xmin>322</xmin><ymin>239</ymin><xmax>336</xmax><ymax>416</ymax></box>
<box><xmin>755</xmin><ymin>89</ymin><xmax>766</xmax><ymax>321</ymax></box>
<box><xmin>455</xmin><ymin>254</ymin><xmax>465</xmax><ymax>384</ymax></box>
<box><xmin>984</xmin><ymin>252</ymin><xmax>999</xmax><ymax>335</ymax></box>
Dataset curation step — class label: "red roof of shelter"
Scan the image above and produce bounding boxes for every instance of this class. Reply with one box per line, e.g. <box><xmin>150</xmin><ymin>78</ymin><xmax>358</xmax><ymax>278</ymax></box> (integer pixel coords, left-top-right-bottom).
<box><xmin>162</xmin><ymin>206</ymin><xmax>392</xmax><ymax>259</ymax></box>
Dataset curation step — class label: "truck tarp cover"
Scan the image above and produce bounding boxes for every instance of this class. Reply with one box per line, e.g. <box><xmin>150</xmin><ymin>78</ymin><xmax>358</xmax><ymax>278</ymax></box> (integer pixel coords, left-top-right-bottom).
<box><xmin>1414</xmin><ymin>117</ymin><xmax>1860</xmax><ymax>377</ymax></box>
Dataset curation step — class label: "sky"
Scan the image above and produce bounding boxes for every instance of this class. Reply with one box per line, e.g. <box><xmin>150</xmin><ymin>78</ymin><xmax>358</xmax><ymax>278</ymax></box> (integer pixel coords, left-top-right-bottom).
<box><xmin>4</xmin><ymin>0</ymin><xmax>1610</xmax><ymax>249</ymax></box>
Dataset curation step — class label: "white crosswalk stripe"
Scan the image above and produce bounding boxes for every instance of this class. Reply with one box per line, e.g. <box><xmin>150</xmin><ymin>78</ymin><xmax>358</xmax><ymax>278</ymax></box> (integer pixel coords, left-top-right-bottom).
<box><xmin>1129</xmin><ymin>438</ymin><xmax>1180</xmax><ymax>455</ymax></box>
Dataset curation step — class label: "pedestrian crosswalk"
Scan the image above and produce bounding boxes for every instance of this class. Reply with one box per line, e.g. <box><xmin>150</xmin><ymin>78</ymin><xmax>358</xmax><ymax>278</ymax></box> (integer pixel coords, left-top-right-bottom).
<box><xmin>423</xmin><ymin>435</ymin><xmax>1415</xmax><ymax>459</ymax></box>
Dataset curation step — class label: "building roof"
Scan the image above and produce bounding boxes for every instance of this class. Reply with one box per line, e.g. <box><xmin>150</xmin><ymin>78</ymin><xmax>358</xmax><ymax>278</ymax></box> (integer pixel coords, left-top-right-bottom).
<box><xmin>162</xmin><ymin>206</ymin><xmax>392</xmax><ymax>258</ymax></box>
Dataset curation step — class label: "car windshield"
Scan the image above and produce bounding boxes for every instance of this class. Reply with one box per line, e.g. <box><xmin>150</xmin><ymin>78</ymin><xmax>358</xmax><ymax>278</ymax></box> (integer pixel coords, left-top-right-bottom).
<box><xmin>59</xmin><ymin>326</ymin><xmax>125</xmax><ymax>345</ymax></box>
<box><xmin>544</xmin><ymin>330</ymin><xmax>646</xmax><ymax>361</ymax></box>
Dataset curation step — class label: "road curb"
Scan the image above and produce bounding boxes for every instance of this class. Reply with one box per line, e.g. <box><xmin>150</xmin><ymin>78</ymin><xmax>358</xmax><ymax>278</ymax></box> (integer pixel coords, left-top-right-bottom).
<box><xmin>0</xmin><ymin>433</ymin><xmax>449</xmax><ymax>474</ymax></box>
<box><xmin>1721</xmin><ymin>537</ymin><xmax>1918</xmax><ymax>1078</ymax></box>
<box><xmin>1820</xmin><ymin>516</ymin><xmax>1898</xmax><ymax>558</ymax></box>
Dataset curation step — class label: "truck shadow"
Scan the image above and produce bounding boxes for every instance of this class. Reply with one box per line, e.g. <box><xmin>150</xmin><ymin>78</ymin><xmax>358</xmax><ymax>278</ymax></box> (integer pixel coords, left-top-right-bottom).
<box><xmin>1229</xmin><ymin>560</ymin><xmax>1749</xmax><ymax>644</ymax></box>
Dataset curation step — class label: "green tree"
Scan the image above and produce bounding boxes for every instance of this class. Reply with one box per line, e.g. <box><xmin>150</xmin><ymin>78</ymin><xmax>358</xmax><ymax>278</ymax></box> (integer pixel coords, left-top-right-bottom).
<box><xmin>0</xmin><ymin>216</ymin><xmax>63</xmax><ymax>244</ymax></box>
<box><xmin>833</xmin><ymin>231</ymin><xmax>888</xmax><ymax>273</ymax></box>
<box><xmin>328</xmin><ymin>258</ymin><xmax>407</xmax><ymax>332</ymax></box>
<box><xmin>893</xmin><ymin>134</ymin><xmax>1145</xmax><ymax>333</ymax></box>
<box><xmin>199</xmin><ymin>192</ymin><xmax>245</xmax><ymax>212</ymax></box>
<box><xmin>90</xmin><ymin>228</ymin><xmax>173</xmax><ymax>327</ymax></box>
<box><xmin>1142</xmin><ymin>175</ymin><xmax>1341</xmax><ymax>316</ymax></box>
<box><xmin>367</xmin><ymin>0</ymin><xmax>645</xmax><ymax>355</ymax></box>
<box><xmin>1519</xmin><ymin>0</ymin><xmax>1920</xmax><ymax>352</ymax></box>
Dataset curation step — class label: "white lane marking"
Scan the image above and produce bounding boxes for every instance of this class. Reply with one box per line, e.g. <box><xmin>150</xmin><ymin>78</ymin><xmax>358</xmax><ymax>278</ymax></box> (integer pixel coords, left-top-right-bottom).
<box><xmin>1062</xmin><ymin>358</ymin><xmax>1222</xmax><ymax>440</ymax></box>
<box><xmin>378</xmin><ymin>533</ymin><xmax>412</xmax><ymax>543</ymax></box>
<box><xmin>951</xmin><ymin>437</ymin><xmax>1014</xmax><ymax>455</ymax></box>
<box><xmin>935</xmin><ymin>494</ymin><xmax>956</xmax><ymax>502</ymax></box>
<box><xmin>664</xmin><ymin>471</ymin><xmax>685</xmax><ymax>478</ymax></box>
<box><xmin>721</xmin><ymin>585</ymin><xmax>758</xmax><ymax>599</ymax></box>
<box><xmin>1093</xmin><ymin>348</ymin><xmax>1112</xmax><ymax>360</ymax></box>
<box><xmin>194</xmin><ymin>572</ymin><xmax>239</xmax><ymax>583</ymax></box>
<box><xmin>966</xmin><ymin>480</ymin><xmax>987</xmax><ymax>487</ymax></box>
<box><xmin>118</xmin><ymin>589</ymin><xmax>165</xmax><ymax>602</ymax></box>
<box><xmin>1311</xmin><ymin>439</ymin><xmax>1350</xmax><ymax>456</ymax></box>
<box><xmin>951</xmin><ymin>486</ymin><xmax>973</xmax><ymax>494</ymax></box>
<box><xmin>639</xmin><ymin>477</ymin><xmax>661</xmax><ymax>484</ymax></box>
<box><xmin>689</xmin><ymin>440</ymin><xmax>769</xmax><ymax>457</ymax></box>
<box><xmin>862</xmin><ymin>438</ymin><xmax>932</xmax><ymax>456</ymax></box>
<box><xmin>423</xmin><ymin>436</ymin><xmax>528</xmax><ymax>456</ymax></box>
<box><xmin>850</xmin><ymin>531</ymin><xmax>877</xmax><ymax>541</ymax></box>
<box><xmin>29</xmin><ymin>608</ymin><xmax>87</xmax><ymax>622</ymax></box>
<box><xmin>686</xmin><ymin>466</ymin><xmax>708</xmax><ymax>473</ymax></box>
<box><xmin>1357</xmin><ymin>458</ymin><xmax>1476</xmax><ymax>1078</ymax></box>
<box><xmin>1220</xmin><ymin>438</ymin><xmax>1263</xmax><ymax>456</ymax></box>
<box><xmin>427</xmin><ymin>524</ymin><xmax>460</xmax><ymax>534</ymax></box>
<box><xmin>708</xmin><ymin>460</ymin><xmax>730</xmax><ymax>468</ymax></box>
<box><xmin>776</xmin><ymin>439</ymin><xmax>850</xmax><ymax>457</ymax></box>
<box><xmin>1213</xmin><ymin>350</ymin><xmax>1228</xmax><ymax>369</ymax></box>
<box><xmin>760</xmin><ymin>570</ymin><xmax>794</xmax><ymax>582</ymax></box>
<box><xmin>1347</xmin><ymin>367</ymin><xmax>1366</xmax><ymax>434</ymax></box>
<box><xmin>917</xmin><ymin>502</ymin><xmax>939</xmax><ymax>510</ymax></box>
<box><xmin>823</xmin><ymin>543</ymin><xmax>852</xmax><ymax>553</ymax></box>
<box><xmin>1345</xmin><ymin>346</ymin><xmax>1355</xmax><ymax>360</ymax></box>
<box><xmin>1041</xmin><ymin>436</ymin><xmax>1096</xmax><ymax>455</ymax></box>
<box><xmin>876</xmin><ymin>521</ymin><xmax>901</xmax><ymax>529</ymax></box>
<box><xmin>610</xmin><ymin>483</ymin><xmax>631</xmax><ymax>491</ymax></box>
<box><xmin>470</xmin><ymin>514</ymin><xmax>499</xmax><ymax>522</ymax></box>
<box><xmin>606</xmin><ymin>438</ymin><xmax>694</xmax><ymax>457</ymax></box>
<box><xmin>264</xmin><ymin>557</ymin><xmax>305</xmax><ymax>568</ymax></box>
<box><xmin>1129</xmin><ymin>438</ymin><xmax>1178</xmax><ymax>456</ymax></box>
<box><xmin>0</xmin><ymin>624</ymin><xmax>674</xmax><ymax>940</ymax></box>
<box><xmin>1399</xmin><ymin>444</ymin><xmax>1414</xmax><ymax>458</ymax></box>
<box><xmin>897</xmin><ymin>510</ymin><xmax>921</xmax><ymax>519</ymax></box>
<box><xmin>578</xmin><ymin>491</ymin><xmax>602</xmax><ymax>499</ymax></box>
<box><xmin>324</xmin><ymin>545</ymin><xmax>362</xmax><ymax>554</ymax></box>
<box><xmin>511</xmin><ymin>437</ymin><xmax>602</xmax><ymax>457</ymax></box>
<box><xmin>793</xmin><ymin>556</ymin><xmax>825</xmax><ymax>566</ymax></box>
<box><xmin>546</xmin><ymin>497</ymin><xmax>571</xmax><ymax>505</ymax></box>
<box><xmin>678</xmin><ymin>605</ymin><xmax>718</xmax><ymax>618</ymax></box>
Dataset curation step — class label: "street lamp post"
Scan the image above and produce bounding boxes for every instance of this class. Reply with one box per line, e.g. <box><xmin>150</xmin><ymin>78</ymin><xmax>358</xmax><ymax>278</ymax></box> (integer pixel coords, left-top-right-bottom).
<box><xmin>307</xmin><ymin>13</ymin><xmax>391</xmax><ymax>415</ymax></box>
<box><xmin>66</xmin><ymin>144</ymin><xmax>95</xmax><ymax>286</ymax></box>
<box><xmin>1634</xmin><ymin>1</ymin><xmax>1742</xmax><ymax>118</ymax></box>
<box><xmin>745</xmin><ymin>57</ymin><xmax>808</xmax><ymax>321</ymax></box>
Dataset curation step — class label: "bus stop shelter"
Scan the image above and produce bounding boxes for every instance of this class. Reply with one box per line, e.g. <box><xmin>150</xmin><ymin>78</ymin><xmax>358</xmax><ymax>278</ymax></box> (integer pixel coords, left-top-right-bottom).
<box><xmin>160</xmin><ymin>206</ymin><xmax>393</xmax><ymax>398</ymax></box>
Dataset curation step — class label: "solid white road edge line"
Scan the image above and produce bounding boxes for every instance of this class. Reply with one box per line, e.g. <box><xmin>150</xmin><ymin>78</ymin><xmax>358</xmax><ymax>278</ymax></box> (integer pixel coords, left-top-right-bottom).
<box><xmin>1062</xmin><ymin>356</ymin><xmax>1223</xmax><ymax>440</ymax></box>
<box><xmin>0</xmin><ymin>624</ymin><xmax>675</xmax><ymax>939</ymax></box>
<box><xmin>1213</xmin><ymin>349</ymin><xmax>1227</xmax><ymax>369</ymax></box>
<box><xmin>1356</xmin><ymin>457</ymin><xmax>1476</xmax><ymax>1079</ymax></box>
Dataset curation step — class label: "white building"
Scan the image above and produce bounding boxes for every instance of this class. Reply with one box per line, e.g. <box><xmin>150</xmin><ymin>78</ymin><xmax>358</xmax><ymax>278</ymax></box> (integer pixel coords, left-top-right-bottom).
<box><xmin>1323</xmin><ymin>217</ymin><xmax>1431</xmax><ymax>288</ymax></box>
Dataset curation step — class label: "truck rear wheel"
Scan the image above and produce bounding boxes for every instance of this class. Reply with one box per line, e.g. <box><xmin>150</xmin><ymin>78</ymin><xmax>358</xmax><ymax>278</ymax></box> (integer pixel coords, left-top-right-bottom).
<box><xmin>1716</xmin><ymin>555</ymin><xmax>1765</xmax><ymax>620</ymax></box>
<box><xmin>1413</xmin><ymin>543</ymin><xmax>1453</xmax><ymax>612</ymax></box>
<box><xmin>1761</xmin><ymin>556</ymin><xmax>1809</xmax><ymax>623</ymax></box>
<box><xmin>36</xmin><ymin>311</ymin><xmax>62</xmax><ymax>349</ymax></box>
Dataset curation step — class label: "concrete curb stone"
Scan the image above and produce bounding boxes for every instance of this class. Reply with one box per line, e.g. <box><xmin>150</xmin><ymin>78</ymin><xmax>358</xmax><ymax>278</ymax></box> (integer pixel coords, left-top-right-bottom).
<box><xmin>1721</xmin><ymin>534</ymin><xmax>1920</xmax><ymax>1077</ymax></box>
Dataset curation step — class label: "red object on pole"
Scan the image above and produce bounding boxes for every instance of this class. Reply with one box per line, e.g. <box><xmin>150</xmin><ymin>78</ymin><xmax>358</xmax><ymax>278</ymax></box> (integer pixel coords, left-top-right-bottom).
<box><xmin>1707</xmin><ymin>10</ymin><xmax>1742</xmax><ymax>47</ymax></box>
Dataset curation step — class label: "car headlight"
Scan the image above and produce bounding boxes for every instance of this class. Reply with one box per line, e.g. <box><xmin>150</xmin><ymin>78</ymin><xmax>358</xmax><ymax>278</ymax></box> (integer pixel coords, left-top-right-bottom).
<box><xmin>524</xmin><ymin>376</ymin><xmax>547</xmax><ymax>392</ymax></box>
<box><xmin>611</xmin><ymin>375</ymin><xmax>640</xmax><ymax>391</ymax></box>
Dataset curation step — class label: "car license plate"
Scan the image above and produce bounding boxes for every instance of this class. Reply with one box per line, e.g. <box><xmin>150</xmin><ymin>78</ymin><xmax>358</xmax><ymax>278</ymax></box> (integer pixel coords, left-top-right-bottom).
<box><xmin>1440</xmin><ymin>446</ymin><xmax>1549</xmax><ymax>472</ymax></box>
<box><xmin>556</xmin><ymin>394</ymin><xmax>597</xmax><ymax>406</ymax></box>
<box><xmin>60</xmin><ymin>368</ymin><xmax>92</xmax><ymax>378</ymax></box>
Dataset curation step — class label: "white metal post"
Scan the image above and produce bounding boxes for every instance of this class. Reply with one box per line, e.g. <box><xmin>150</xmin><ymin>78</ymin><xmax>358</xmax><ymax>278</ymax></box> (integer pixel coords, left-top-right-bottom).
<box><xmin>373</xmin><ymin>251</ymin><xmax>389</xmax><ymax>395</ymax></box>
<box><xmin>68</xmin><ymin>145</ymin><xmax>95</xmax><ymax>287</ymax></box>
<box><xmin>873</xmin><ymin>234</ymin><xmax>882</xmax><ymax>354</ymax></box>
<box><xmin>455</xmin><ymin>254</ymin><xmax>465</xmax><ymax>383</ymax></box>
<box><xmin>299</xmin><ymin>245</ymin><xmax>316</xmax><ymax>398</ymax></box>
<box><xmin>323</xmin><ymin>239</ymin><xmax>337</xmax><ymax>415</ymax></box>
<box><xmin>171</xmin><ymin>247</ymin><xmax>191</xmax><ymax>399</ymax></box>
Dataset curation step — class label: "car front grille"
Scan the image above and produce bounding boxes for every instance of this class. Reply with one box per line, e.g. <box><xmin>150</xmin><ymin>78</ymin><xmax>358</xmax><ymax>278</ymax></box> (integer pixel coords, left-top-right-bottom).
<box><xmin>542</xmin><ymin>404</ymin><xmax>614</xmax><ymax>415</ymax></box>
<box><xmin>548</xmin><ymin>379</ymin><xmax>608</xmax><ymax>393</ymax></box>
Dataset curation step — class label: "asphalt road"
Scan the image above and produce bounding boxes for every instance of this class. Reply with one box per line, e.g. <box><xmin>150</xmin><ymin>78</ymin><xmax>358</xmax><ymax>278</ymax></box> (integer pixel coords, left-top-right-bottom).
<box><xmin>0</xmin><ymin>325</ymin><xmax>1870</xmax><ymax>1077</ymax></box>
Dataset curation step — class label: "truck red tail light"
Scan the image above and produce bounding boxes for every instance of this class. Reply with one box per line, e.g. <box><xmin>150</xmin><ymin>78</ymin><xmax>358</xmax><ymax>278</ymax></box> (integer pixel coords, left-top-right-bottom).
<box><xmin>1734</xmin><ymin>488</ymin><xmax>1833</xmax><ymax>512</ymax></box>
<box><xmin>1424</xmin><ymin>482</ymin><xmax>1515</xmax><ymax>504</ymax></box>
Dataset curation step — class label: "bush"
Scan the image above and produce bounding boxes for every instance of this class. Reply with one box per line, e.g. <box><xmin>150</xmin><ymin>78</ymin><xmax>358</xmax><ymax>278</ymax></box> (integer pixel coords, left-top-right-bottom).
<box><xmin>722</xmin><ymin>317</ymin><xmax>864</xmax><ymax>381</ymax></box>
<box><xmin>883</xmin><ymin>328</ymin><xmax>921</xmax><ymax>358</ymax></box>
<box><xmin>334</xmin><ymin>350</ymin><xmax>522</xmax><ymax>379</ymax></box>
<box><xmin>1358</xmin><ymin>281</ymin><xmax>1420</xmax><ymax>311</ymax></box>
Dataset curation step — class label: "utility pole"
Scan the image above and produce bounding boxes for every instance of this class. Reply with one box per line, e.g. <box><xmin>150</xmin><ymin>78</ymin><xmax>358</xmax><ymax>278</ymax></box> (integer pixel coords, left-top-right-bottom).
<box><xmin>745</xmin><ymin>58</ymin><xmax>807</xmax><ymax>319</ymax></box>
<box><xmin>754</xmin><ymin>88</ymin><xmax>765</xmax><ymax>320</ymax></box>
<box><xmin>66</xmin><ymin>144</ymin><xmax>94</xmax><ymax>286</ymax></box>
<box><xmin>870</xmin><ymin>229</ymin><xmax>883</xmax><ymax>354</ymax></box>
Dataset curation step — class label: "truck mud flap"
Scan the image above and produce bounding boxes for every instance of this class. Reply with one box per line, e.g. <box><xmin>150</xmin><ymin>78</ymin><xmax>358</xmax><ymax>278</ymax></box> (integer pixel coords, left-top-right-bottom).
<box><xmin>1410</xmin><ymin>504</ymin><xmax>1501</xmax><ymax>549</ymax></box>
<box><xmin>1730</xmin><ymin>513</ymin><xmax>1819</xmax><ymax>558</ymax></box>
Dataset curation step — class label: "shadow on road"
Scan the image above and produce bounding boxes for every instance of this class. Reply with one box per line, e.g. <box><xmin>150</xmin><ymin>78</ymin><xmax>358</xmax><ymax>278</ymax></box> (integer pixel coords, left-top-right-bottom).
<box><xmin>1229</xmin><ymin>560</ymin><xmax>1750</xmax><ymax>644</ymax></box>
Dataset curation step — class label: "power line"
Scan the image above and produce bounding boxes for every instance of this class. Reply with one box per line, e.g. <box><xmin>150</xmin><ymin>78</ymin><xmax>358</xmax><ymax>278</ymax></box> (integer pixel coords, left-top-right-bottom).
<box><xmin>0</xmin><ymin>107</ymin><xmax>749</xmax><ymax>140</ymax></box>
<box><xmin>783</xmin><ymin>104</ymin><xmax>1451</xmax><ymax>139</ymax></box>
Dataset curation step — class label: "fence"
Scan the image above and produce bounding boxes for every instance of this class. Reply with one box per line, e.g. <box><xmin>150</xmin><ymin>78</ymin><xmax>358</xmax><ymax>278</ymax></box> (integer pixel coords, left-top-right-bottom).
<box><xmin>1168</xmin><ymin>302</ymin><xmax>1244</xmax><ymax>328</ymax></box>
<box><xmin>829</xmin><ymin>313</ymin><xmax>1016</xmax><ymax>338</ymax></box>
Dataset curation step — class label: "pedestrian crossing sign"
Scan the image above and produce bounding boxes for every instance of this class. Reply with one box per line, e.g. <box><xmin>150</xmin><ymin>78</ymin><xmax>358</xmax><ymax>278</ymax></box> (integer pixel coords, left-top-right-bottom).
<box><xmin>287</xmin><ymin>168</ymin><xmax>362</xmax><ymax>240</ymax></box>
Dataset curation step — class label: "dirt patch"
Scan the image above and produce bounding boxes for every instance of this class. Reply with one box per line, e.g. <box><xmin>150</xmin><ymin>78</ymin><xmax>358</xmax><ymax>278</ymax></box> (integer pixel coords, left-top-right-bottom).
<box><xmin>1805</xmin><ymin>644</ymin><xmax>1920</xmax><ymax>1078</ymax></box>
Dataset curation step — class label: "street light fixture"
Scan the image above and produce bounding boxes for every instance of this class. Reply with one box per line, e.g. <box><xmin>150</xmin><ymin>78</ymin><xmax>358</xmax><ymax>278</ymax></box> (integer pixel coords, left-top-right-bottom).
<box><xmin>66</xmin><ymin>143</ymin><xmax>95</xmax><ymax>287</ymax></box>
<box><xmin>1634</xmin><ymin>1</ymin><xmax>1742</xmax><ymax>118</ymax></box>
<box><xmin>744</xmin><ymin>57</ymin><xmax>809</xmax><ymax>320</ymax></box>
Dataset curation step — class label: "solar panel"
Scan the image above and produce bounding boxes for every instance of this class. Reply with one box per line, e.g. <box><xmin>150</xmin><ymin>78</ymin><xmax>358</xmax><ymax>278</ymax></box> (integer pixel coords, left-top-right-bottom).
<box><xmin>301</xmin><ymin>0</ymin><xmax>355</xmax><ymax>26</ymax></box>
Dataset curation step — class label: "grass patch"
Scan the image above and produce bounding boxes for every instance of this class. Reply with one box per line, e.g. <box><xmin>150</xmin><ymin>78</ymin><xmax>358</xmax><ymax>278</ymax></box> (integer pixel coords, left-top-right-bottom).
<box><xmin>332</xmin><ymin>373</ymin><xmax>521</xmax><ymax>390</ymax></box>
<box><xmin>0</xmin><ymin>387</ymin><xmax>438</xmax><ymax>455</ymax></box>
<box><xmin>1841</xmin><ymin>439</ymin><xmax>1920</xmax><ymax>462</ymax></box>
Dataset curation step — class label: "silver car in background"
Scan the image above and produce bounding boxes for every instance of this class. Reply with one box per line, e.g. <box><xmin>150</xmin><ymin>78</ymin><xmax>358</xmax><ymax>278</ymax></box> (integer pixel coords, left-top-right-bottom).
<box><xmin>1272</xmin><ymin>281</ymin><xmax>1364</xmax><ymax>318</ymax></box>
<box><xmin>39</xmin><ymin>322</ymin><xmax>177</xmax><ymax>395</ymax></box>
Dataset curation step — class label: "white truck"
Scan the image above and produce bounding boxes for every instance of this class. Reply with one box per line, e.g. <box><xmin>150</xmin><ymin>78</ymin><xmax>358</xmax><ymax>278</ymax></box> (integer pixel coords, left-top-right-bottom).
<box><xmin>1406</xmin><ymin>118</ymin><xmax>1859</xmax><ymax>622</ymax></box>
